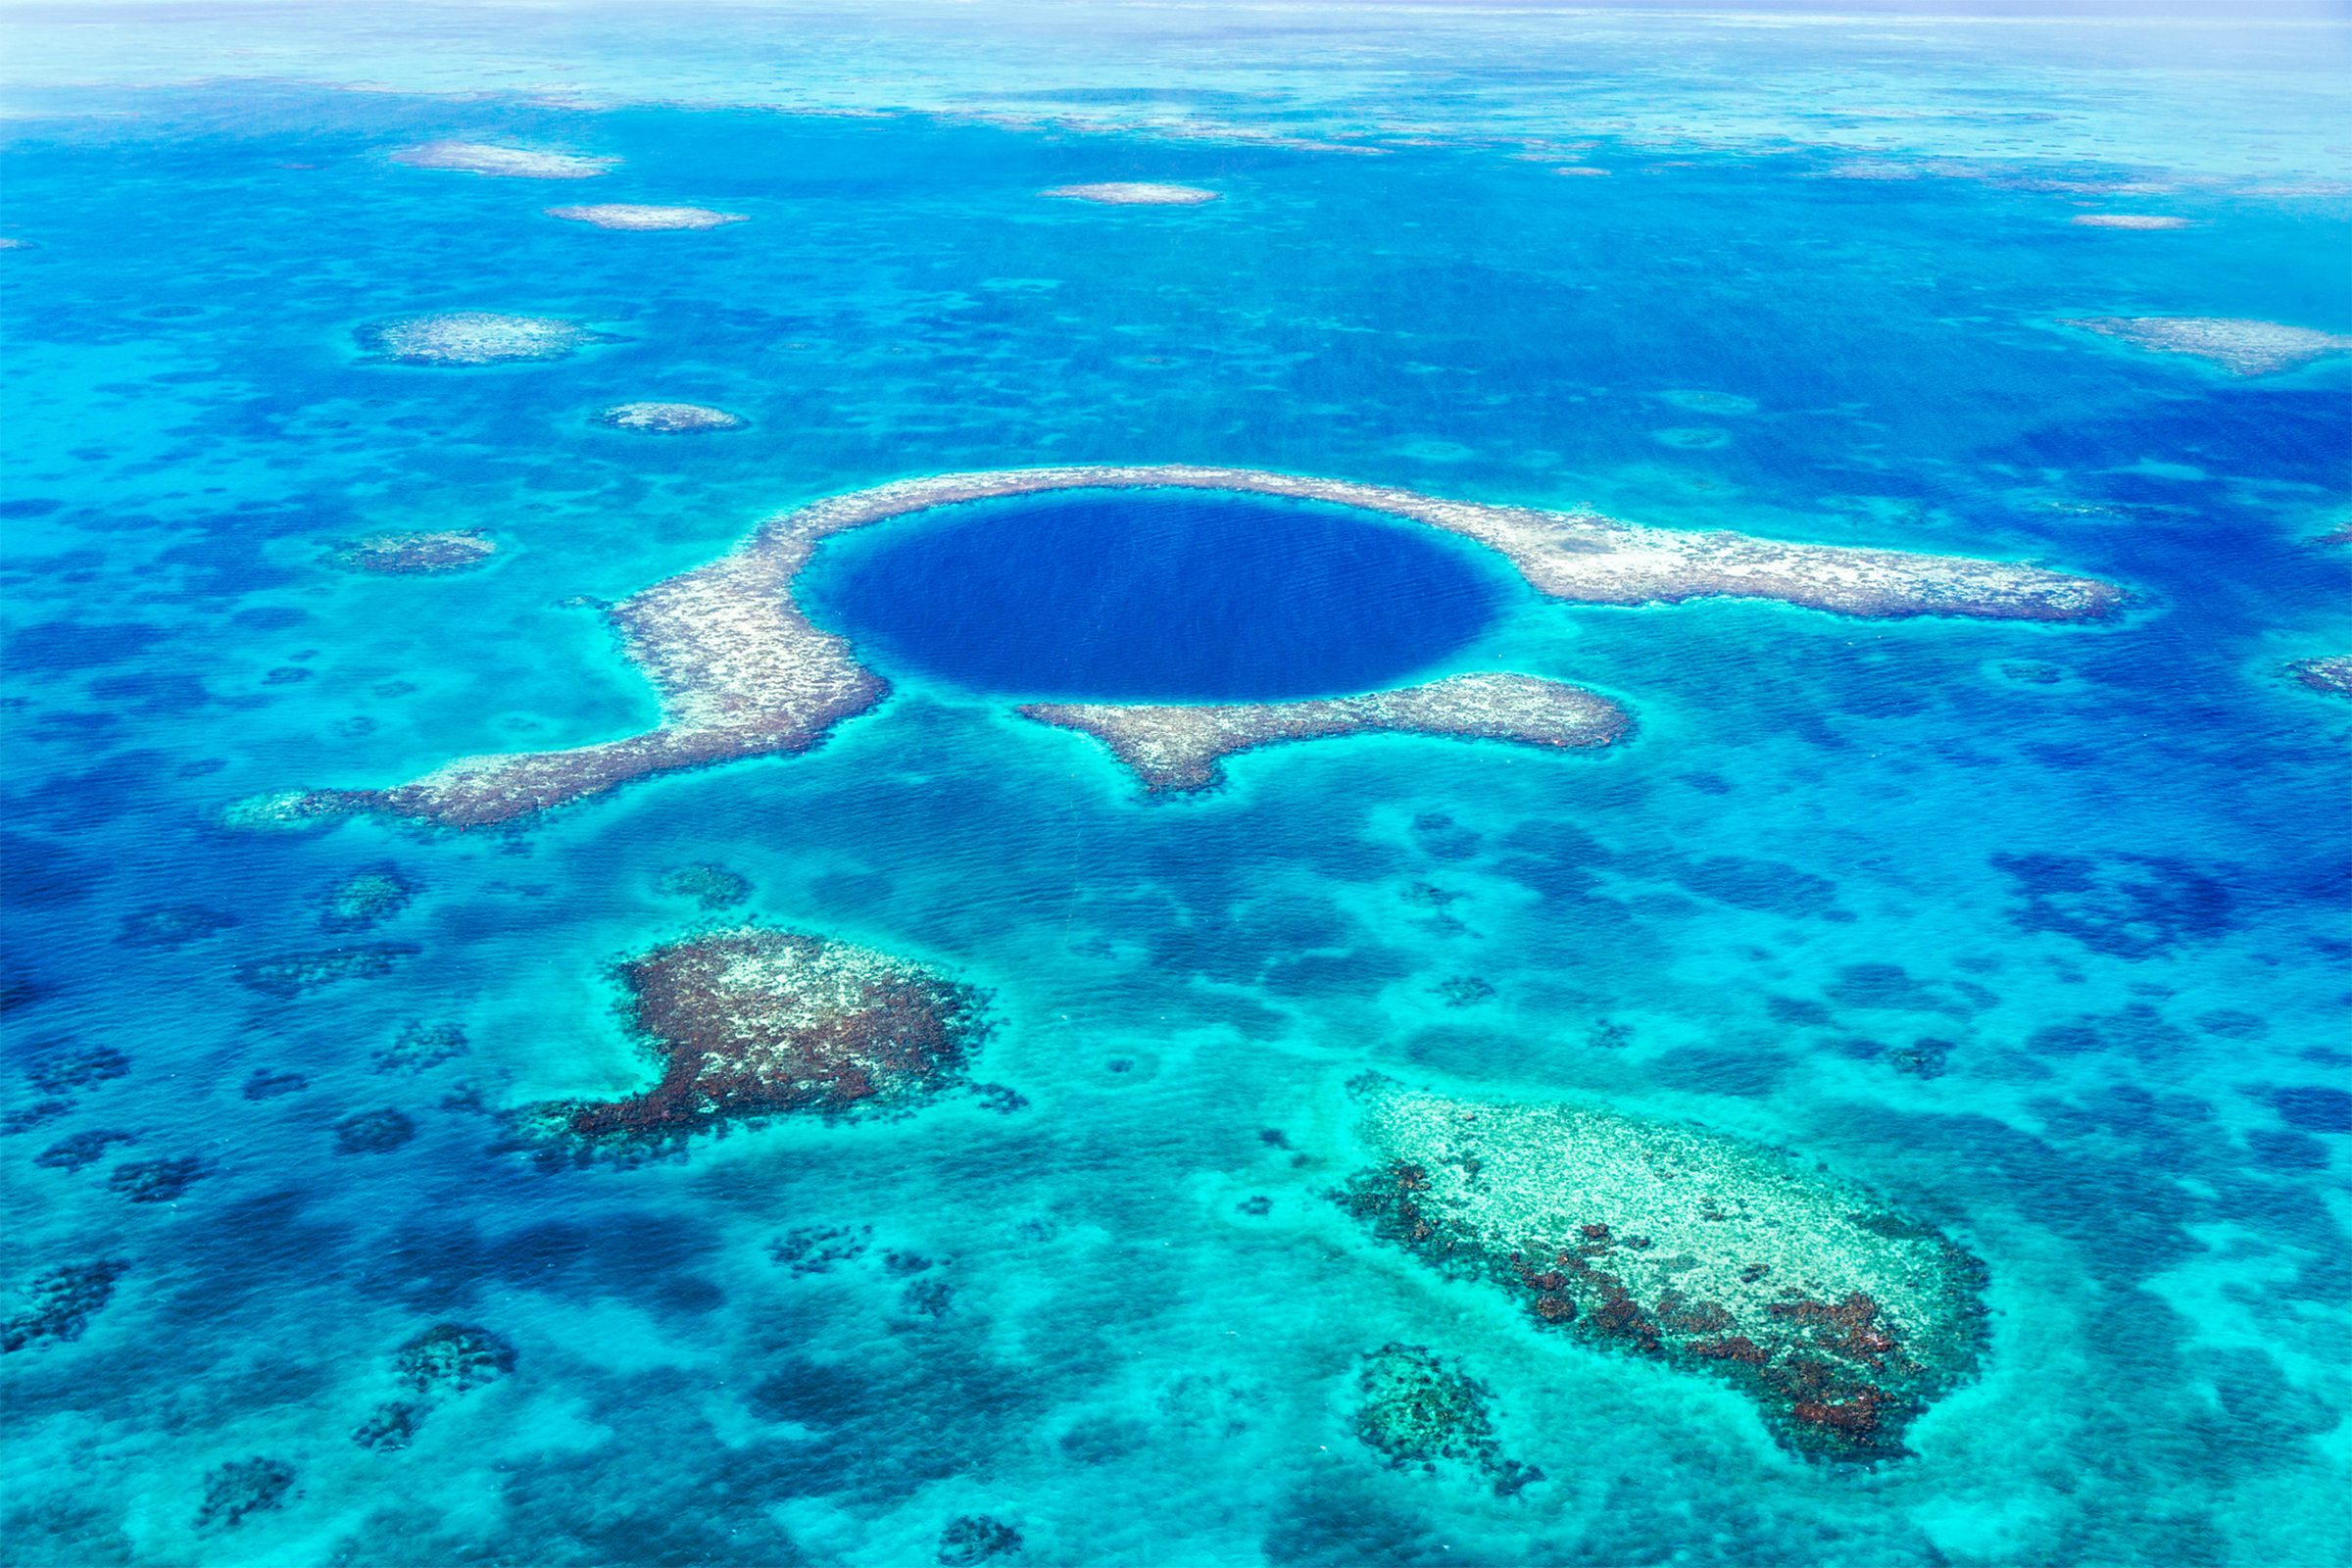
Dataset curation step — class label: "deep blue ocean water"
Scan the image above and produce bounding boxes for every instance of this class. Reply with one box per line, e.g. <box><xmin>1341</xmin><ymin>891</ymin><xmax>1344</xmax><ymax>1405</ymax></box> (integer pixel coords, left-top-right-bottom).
<box><xmin>2</xmin><ymin>6</ymin><xmax>2349</xmax><ymax>1567</ymax></box>
<box><xmin>803</xmin><ymin>491</ymin><xmax>1513</xmax><ymax>699</ymax></box>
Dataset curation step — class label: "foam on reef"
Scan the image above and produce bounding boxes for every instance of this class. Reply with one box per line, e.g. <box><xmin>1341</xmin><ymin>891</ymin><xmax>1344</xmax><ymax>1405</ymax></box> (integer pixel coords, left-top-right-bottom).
<box><xmin>520</xmin><ymin>926</ymin><xmax>993</xmax><ymax>1158</ymax></box>
<box><xmin>357</xmin><ymin>312</ymin><xmax>603</xmax><ymax>367</ymax></box>
<box><xmin>594</xmin><ymin>401</ymin><xmax>746</xmax><ymax>432</ymax></box>
<box><xmin>1043</xmin><ymin>182</ymin><xmax>1221</xmax><ymax>206</ymax></box>
<box><xmin>548</xmin><ymin>203</ymin><xmax>745</xmax><ymax>230</ymax></box>
<box><xmin>1336</xmin><ymin>1076</ymin><xmax>1985</xmax><ymax>1461</ymax></box>
<box><xmin>1021</xmin><ymin>672</ymin><xmax>1629</xmax><ymax>793</ymax></box>
<box><xmin>391</xmin><ymin>141</ymin><xmax>615</xmax><ymax>179</ymax></box>
<box><xmin>257</xmin><ymin>466</ymin><xmax>2118</xmax><ymax>828</ymax></box>
<box><xmin>2072</xmin><ymin>316</ymin><xmax>2352</xmax><ymax>375</ymax></box>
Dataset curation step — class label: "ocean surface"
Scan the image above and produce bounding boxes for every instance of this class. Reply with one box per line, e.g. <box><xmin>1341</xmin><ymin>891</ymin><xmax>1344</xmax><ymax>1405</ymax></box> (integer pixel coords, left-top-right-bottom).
<box><xmin>2</xmin><ymin>4</ymin><xmax>2348</xmax><ymax>1565</ymax></box>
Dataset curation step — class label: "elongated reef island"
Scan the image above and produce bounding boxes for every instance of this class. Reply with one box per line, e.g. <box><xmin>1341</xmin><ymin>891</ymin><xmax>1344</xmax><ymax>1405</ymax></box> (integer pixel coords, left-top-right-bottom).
<box><xmin>247</xmin><ymin>466</ymin><xmax>2121</xmax><ymax>828</ymax></box>
<box><xmin>1023</xmin><ymin>673</ymin><xmax>1629</xmax><ymax>793</ymax></box>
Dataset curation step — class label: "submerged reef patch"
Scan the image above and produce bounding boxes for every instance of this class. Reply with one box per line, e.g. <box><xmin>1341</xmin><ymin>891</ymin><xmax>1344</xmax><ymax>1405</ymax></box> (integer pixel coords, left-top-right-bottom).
<box><xmin>332</xmin><ymin>529</ymin><xmax>497</xmax><ymax>575</ymax></box>
<box><xmin>354</xmin><ymin>1324</ymin><xmax>515</xmax><ymax>1450</ymax></box>
<box><xmin>1043</xmin><ymin>181</ymin><xmax>1219</xmax><ymax>205</ymax></box>
<box><xmin>1022</xmin><ymin>672</ymin><xmax>1629</xmax><ymax>793</ymax></box>
<box><xmin>1353</xmin><ymin>1343</ymin><xmax>1539</xmax><ymax>1494</ymax></box>
<box><xmin>2286</xmin><ymin>656</ymin><xmax>2352</xmax><ymax>699</ymax></box>
<box><xmin>657</xmin><ymin>862</ymin><xmax>752</xmax><ymax>910</ymax></box>
<box><xmin>2072</xmin><ymin>317</ymin><xmax>2352</xmax><ymax>375</ymax></box>
<box><xmin>117</xmin><ymin>904</ymin><xmax>238</xmax><ymax>949</ymax></box>
<box><xmin>1335</xmin><ymin>1077</ymin><xmax>1984</xmax><ymax>1461</ymax></box>
<box><xmin>391</xmin><ymin>141</ymin><xmax>613</xmax><ymax>179</ymax></box>
<box><xmin>265</xmin><ymin>466</ymin><xmax>2117</xmax><ymax>828</ymax></box>
<box><xmin>356</xmin><ymin>313</ymin><xmax>605</xmax><ymax>368</ymax></box>
<box><xmin>594</xmin><ymin>401</ymin><xmax>746</xmax><ymax>433</ymax></box>
<box><xmin>936</xmin><ymin>1515</ymin><xmax>1023</xmax><ymax>1565</ymax></box>
<box><xmin>520</xmin><ymin>926</ymin><xmax>991</xmax><ymax>1158</ymax></box>
<box><xmin>2</xmin><ymin>1260</ymin><xmax>125</xmax><ymax>1352</ymax></box>
<box><xmin>549</xmin><ymin>203</ymin><xmax>745</xmax><ymax>230</ymax></box>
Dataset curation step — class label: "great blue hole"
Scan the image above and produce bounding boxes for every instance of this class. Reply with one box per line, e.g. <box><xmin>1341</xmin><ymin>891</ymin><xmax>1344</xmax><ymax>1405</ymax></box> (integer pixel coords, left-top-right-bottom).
<box><xmin>799</xmin><ymin>488</ymin><xmax>1512</xmax><ymax>701</ymax></box>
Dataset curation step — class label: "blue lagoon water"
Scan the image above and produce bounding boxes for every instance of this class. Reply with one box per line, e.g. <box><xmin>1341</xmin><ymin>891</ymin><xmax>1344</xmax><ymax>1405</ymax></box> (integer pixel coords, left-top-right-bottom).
<box><xmin>803</xmin><ymin>491</ymin><xmax>1511</xmax><ymax>699</ymax></box>
<box><xmin>1</xmin><ymin>4</ymin><xmax>2349</xmax><ymax>1566</ymax></box>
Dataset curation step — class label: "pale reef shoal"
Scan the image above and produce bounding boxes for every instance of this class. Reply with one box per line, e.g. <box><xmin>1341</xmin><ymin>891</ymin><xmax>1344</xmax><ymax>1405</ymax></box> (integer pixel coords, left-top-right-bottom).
<box><xmin>548</xmin><ymin>203</ymin><xmax>746</xmax><ymax>230</ymax></box>
<box><xmin>594</xmin><ymin>401</ymin><xmax>746</xmax><ymax>433</ymax></box>
<box><xmin>357</xmin><ymin>313</ymin><xmax>606</xmax><ymax>368</ymax></box>
<box><xmin>1021</xmin><ymin>672</ymin><xmax>1628</xmax><ymax>794</ymax></box>
<box><xmin>1337</xmin><ymin>1076</ymin><xmax>1984</xmax><ymax>1461</ymax></box>
<box><xmin>391</xmin><ymin>142</ymin><xmax>614</xmax><ymax>179</ymax></box>
<box><xmin>251</xmin><ymin>465</ymin><xmax>2119</xmax><ymax>829</ymax></box>
<box><xmin>1043</xmin><ymin>182</ymin><xmax>1220</xmax><ymax>206</ymax></box>
<box><xmin>2073</xmin><ymin>317</ymin><xmax>2352</xmax><ymax>375</ymax></box>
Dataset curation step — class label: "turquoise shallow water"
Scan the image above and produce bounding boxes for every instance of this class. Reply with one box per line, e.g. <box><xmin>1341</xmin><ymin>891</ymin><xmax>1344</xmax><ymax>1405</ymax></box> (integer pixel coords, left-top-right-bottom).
<box><xmin>3</xmin><ymin>5</ymin><xmax>2350</xmax><ymax>1566</ymax></box>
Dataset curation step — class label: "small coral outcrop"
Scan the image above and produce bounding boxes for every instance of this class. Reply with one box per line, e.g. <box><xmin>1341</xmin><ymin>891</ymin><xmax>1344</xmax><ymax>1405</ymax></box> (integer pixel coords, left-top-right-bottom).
<box><xmin>594</xmin><ymin>401</ymin><xmax>746</xmax><ymax>433</ymax></box>
<box><xmin>521</xmin><ymin>927</ymin><xmax>993</xmax><ymax>1157</ymax></box>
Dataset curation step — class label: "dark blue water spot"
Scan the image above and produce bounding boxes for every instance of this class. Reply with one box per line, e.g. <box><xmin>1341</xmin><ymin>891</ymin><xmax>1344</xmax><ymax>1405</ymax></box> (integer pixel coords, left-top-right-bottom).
<box><xmin>2272</xmin><ymin>1087</ymin><xmax>2352</xmax><ymax>1134</ymax></box>
<box><xmin>802</xmin><ymin>489</ymin><xmax>1510</xmax><ymax>700</ymax></box>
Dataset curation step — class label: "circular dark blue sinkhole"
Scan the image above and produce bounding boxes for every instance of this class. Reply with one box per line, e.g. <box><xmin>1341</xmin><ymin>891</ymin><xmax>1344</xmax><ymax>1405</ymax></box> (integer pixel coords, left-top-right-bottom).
<box><xmin>799</xmin><ymin>488</ymin><xmax>1510</xmax><ymax>701</ymax></box>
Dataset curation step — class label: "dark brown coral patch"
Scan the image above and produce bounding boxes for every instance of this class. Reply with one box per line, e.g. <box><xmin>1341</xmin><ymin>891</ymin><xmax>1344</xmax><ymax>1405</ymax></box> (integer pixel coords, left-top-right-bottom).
<box><xmin>522</xmin><ymin>926</ymin><xmax>993</xmax><ymax>1159</ymax></box>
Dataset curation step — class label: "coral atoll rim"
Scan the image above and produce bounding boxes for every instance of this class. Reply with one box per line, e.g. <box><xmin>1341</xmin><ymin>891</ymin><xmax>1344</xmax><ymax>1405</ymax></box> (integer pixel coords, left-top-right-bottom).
<box><xmin>265</xmin><ymin>465</ymin><xmax>2120</xmax><ymax>829</ymax></box>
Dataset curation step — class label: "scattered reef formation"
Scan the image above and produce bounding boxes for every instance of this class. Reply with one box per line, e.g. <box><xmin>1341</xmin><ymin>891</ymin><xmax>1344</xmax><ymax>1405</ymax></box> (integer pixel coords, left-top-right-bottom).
<box><xmin>110</xmin><ymin>1156</ymin><xmax>207</xmax><ymax>1202</ymax></box>
<box><xmin>1022</xmin><ymin>672</ymin><xmax>1628</xmax><ymax>793</ymax></box>
<box><xmin>356</xmin><ymin>313</ymin><xmax>606</xmax><ymax>368</ymax></box>
<box><xmin>353</xmin><ymin>1324</ymin><xmax>516</xmax><ymax>1451</ymax></box>
<box><xmin>2069</xmin><ymin>215</ymin><xmax>2191</xmax><ymax>229</ymax></box>
<box><xmin>1335</xmin><ymin>1076</ymin><xmax>1984</xmax><ymax>1461</ymax></box>
<box><xmin>658</xmin><ymin>862</ymin><xmax>752</xmax><ymax>910</ymax></box>
<box><xmin>1043</xmin><ymin>182</ymin><xmax>1219</xmax><ymax>205</ymax></box>
<box><xmin>257</xmin><ymin>466</ymin><xmax>2118</xmax><ymax>828</ymax></box>
<box><xmin>318</xmin><ymin>867</ymin><xmax>416</xmax><ymax>931</ymax></box>
<box><xmin>1352</xmin><ymin>1343</ymin><xmax>1538</xmax><ymax>1494</ymax></box>
<box><xmin>2</xmin><ymin>1260</ymin><xmax>125</xmax><ymax>1353</ymax></box>
<box><xmin>519</xmin><ymin>926</ymin><xmax>992</xmax><ymax>1159</ymax></box>
<box><xmin>374</xmin><ymin>1021</ymin><xmax>468</xmax><ymax>1074</ymax></box>
<box><xmin>391</xmin><ymin>142</ymin><xmax>613</xmax><ymax>179</ymax></box>
<box><xmin>2286</xmin><ymin>656</ymin><xmax>2352</xmax><ymax>699</ymax></box>
<box><xmin>117</xmin><ymin>904</ymin><xmax>238</xmax><ymax>949</ymax></box>
<box><xmin>937</xmin><ymin>1515</ymin><xmax>1022</xmax><ymax>1565</ymax></box>
<box><xmin>334</xmin><ymin>1108</ymin><xmax>417</xmax><ymax>1155</ymax></box>
<box><xmin>549</xmin><ymin>203</ymin><xmax>745</xmax><ymax>230</ymax></box>
<box><xmin>332</xmin><ymin>529</ymin><xmax>497</xmax><ymax>575</ymax></box>
<box><xmin>194</xmin><ymin>1458</ymin><xmax>295</xmax><ymax>1533</ymax></box>
<box><xmin>2072</xmin><ymin>317</ymin><xmax>2352</xmax><ymax>375</ymax></box>
<box><xmin>595</xmin><ymin>401</ymin><xmax>746</xmax><ymax>433</ymax></box>
<box><xmin>234</xmin><ymin>945</ymin><xmax>416</xmax><ymax>998</ymax></box>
